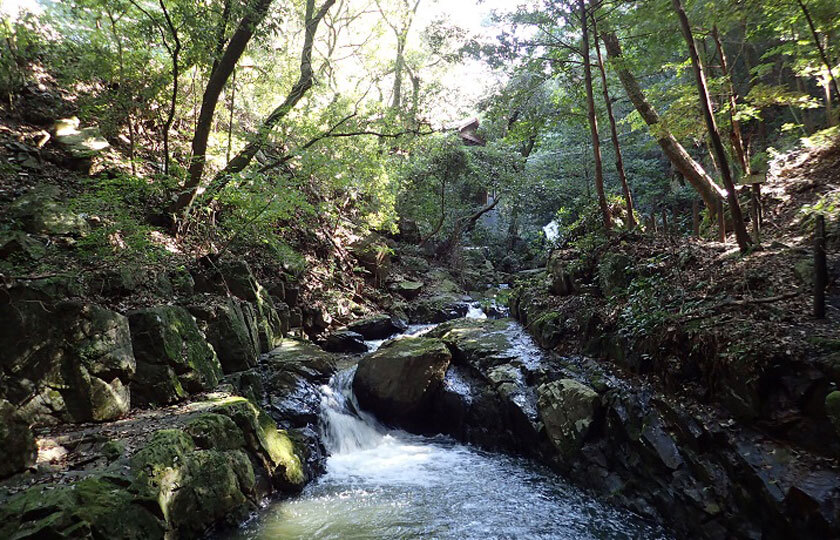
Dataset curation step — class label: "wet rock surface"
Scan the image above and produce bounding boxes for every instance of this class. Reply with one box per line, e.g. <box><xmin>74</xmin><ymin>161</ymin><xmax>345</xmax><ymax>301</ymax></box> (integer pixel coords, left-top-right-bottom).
<box><xmin>353</xmin><ymin>337</ymin><xmax>452</xmax><ymax>427</ymax></box>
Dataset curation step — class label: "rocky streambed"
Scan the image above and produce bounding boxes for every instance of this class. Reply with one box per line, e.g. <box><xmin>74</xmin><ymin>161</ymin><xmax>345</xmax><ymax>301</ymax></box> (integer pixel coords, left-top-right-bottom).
<box><xmin>3</xmin><ymin>277</ymin><xmax>838</xmax><ymax>539</ymax></box>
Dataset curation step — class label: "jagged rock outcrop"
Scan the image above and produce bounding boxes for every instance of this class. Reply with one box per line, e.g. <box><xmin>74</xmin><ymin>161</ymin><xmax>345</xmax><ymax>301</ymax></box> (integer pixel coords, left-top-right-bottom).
<box><xmin>262</xmin><ymin>339</ymin><xmax>337</xmax><ymax>428</ymax></box>
<box><xmin>0</xmin><ymin>397</ymin><xmax>306</xmax><ymax>539</ymax></box>
<box><xmin>0</xmin><ymin>285</ymin><xmax>135</xmax><ymax>425</ymax></box>
<box><xmin>189</xmin><ymin>298</ymin><xmax>261</xmax><ymax>373</ymax></box>
<box><xmin>128</xmin><ymin>305</ymin><xmax>222</xmax><ymax>406</ymax></box>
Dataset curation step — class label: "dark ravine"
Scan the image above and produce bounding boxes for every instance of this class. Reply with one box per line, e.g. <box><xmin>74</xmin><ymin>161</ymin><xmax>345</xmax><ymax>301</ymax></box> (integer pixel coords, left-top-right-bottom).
<box><xmin>352</xmin><ymin>299</ymin><xmax>840</xmax><ymax>539</ymax></box>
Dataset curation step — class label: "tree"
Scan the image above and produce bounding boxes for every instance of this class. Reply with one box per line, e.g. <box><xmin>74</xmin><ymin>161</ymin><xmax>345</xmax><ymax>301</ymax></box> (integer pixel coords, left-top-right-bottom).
<box><xmin>374</xmin><ymin>0</ymin><xmax>422</xmax><ymax>118</ymax></box>
<box><xmin>592</xmin><ymin>13</ymin><xmax>635</xmax><ymax>228</ymax></box>
<box><xmin>171</xmin><ymin>0</ymin><xmax>275</xmax><ymax>216</ymax></box>
<box><xmin>672</xmin><ymin>0</ymin><xmax>751</xmax><ymax>251</ymax></box>
<box><xmin>579</xmin><ymin>0</ymin><xmax>611</xmax><ymax>230</ymax></box>
<box><xmin>601</xmin><ymin>31</ymin><xmax>726</xmax><ymax>214</ymax></box>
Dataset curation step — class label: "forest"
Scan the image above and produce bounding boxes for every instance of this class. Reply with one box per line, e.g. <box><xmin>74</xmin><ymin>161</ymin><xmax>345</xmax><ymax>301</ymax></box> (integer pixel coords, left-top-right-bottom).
<box><xmin>0</xmin><ymin>0</ymin><xmax>838</xmax><ymax>538</ymax></box>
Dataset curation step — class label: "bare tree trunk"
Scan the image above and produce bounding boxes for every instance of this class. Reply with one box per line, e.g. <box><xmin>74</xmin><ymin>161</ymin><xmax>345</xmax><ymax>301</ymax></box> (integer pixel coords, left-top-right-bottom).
<box><xmin>172</xmin><ymin>0</ymin><xmax>275</xmax><ymax>215</ymax></box>
<box><xmin>580</xmin><ymin>0</ymin><xmax>611</xmax><ymax>230</ymax></box>
<box><xmin>593</xmin><ymin>18</ymin><xmax>635</xmax><ymax>228</ymax></box>
<box><xmin>158</xmin><ymin>0</ymin><xmax>180</xmax><ymax>176</ymax></box>
<box><xmin>672</xmin><ymin>0</ymin><xmax>751</xmax><ymax>252</ymax></box>
<box><xmin>797</xmin><ymin>0</ymin><xmax>840</xmax><ymax>123</ymax></box>
<box><xmin>602</xmin><ymin>31</ymin><xmax>726</xmax><ymax>214</ymax></box>
<box><xmin>210</xmin><ymin>0</ymin><xmax>337</xmax><ymax>190</ymax></box>
<box><xmin>711</xmin><ymin>26</ymin><xmax>750</xmax><ymax>174</ymax></box>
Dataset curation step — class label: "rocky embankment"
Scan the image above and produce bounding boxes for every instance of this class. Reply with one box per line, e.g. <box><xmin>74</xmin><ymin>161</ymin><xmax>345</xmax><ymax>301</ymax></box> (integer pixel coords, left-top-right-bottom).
<box><xmin>0</xmin><ymin>258</ymin><xmax>342</xmax><ymax>538</ymax></box>
<box><xmin>353</xmin><ymin>312</ymin><xmax>840</xmax><ymax>539</ymax></box>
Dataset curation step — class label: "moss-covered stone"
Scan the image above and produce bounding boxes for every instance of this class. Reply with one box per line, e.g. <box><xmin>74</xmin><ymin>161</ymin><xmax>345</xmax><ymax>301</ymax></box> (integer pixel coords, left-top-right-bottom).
<box><xmin>0</xmin><ymin>298</ymin><xmax>134</xmax><ymax>425</ymax></box>
<box><xmin>185</xmin><ymin>413</ymin><xmax>245</xmax><ymax>451</ymax></box>
<box><xmin>0</xmin><ymin>474</ymin><xmax>165</xmax><ymax>539</ymax></box>
<box><xmin>210</xmin><ymin>397</ymin><xmax>306</xmax><ymax>489</ymax></box>
<box><xmin>0</xmin><ymin>399</ymin><xmax>37</xmax><ymax>478</ymax></box>
<box><xmin>353</xmin><ymin>337</ymin><xmax>452</xmax><ymax>427</ymax></box>
<box><xmin>9</xmin><ymin>184</ymin><xmax>90</xmax><ymax>236</ymax></box>
<box><xmin>189</xmin><ymin>299</ymin><xmax>261</xmax><ymax>374</ymax></box>
<box><xmin>538</xmin><ymin>379</ymin><xmax>600</xmax><ymax>461</ymax></box>
<box><xmin>128</xmin><ymin>306</ymin><xmax>222</xmax><ymax>406</ymax></box>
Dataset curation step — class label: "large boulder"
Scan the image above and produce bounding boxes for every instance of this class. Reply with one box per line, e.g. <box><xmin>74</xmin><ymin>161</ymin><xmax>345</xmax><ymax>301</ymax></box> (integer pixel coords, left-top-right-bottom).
<box><xmin>263</xmin><ymin>339</ymin><xmax>337</xmax><ymax>427</ymax></box>
<box><xmin>319</xmin><ymin>330</ymin><xmax>368</xmax><ymax>354</ymax></box>
<box><xmin>393</xmin><ymin>281</ymin><xmax>424</xmax><ymax>300</ymax></box>
<box><xmin>189</xmin><ymin>299</ymin><xmax>261</xmax><ymax>374</ymax></box>
<box><xmin>9</xmin><ymin>184</ymin><xmax>89</xmax><ymax>236</ymax></box>
<box><xmin>0</xmin><ymin>399</ymin><xmax>37</xmax><ymax>478</ymax></box>
<box><xmin>344</xmin><ymin>314</ymin><xmax>407</xmax><ymax>340</ymax></box>
<box><xmin>0</xmin><ymin>294</ymin><xmax>135</xmax><ymax>425</ymax></box>
<box><xmin>128</xmin><ymin>305</ymin><xmax>222</xmax><ymax>406</ymax></box>
<box><xmin>353</xmin><ymin>337</ymin><xmax>452</xmax><ymax>427</ymax></box>
<box><xmin>191</xmin><ymin>260</ymin><xmax>288</xmax><ymax>351</ymax></box>
<box><xmin>350</xmin><ymin>233</ymin><xmax>392</xmax><ymax>284</ymax></box>
<box><xmin>403</xmin><ymin>294</ymin><xmax>470</xmax><ymax>323</ymax></box>
<box><xmin>428</xmin><ymin>318</ymin><xmax>542</xmax><ymax>449</ymax></box>
<box><xmin>537</xmin><ymin>379</ymin><xmax>600</xmax><ymax>460</ymax></box>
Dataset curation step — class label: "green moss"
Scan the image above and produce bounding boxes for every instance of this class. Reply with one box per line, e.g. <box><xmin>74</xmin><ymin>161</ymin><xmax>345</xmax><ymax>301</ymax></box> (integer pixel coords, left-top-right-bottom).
<box><xmin>185</xmin><ymin>413</ymin><xmax>245</xmax><ymax>451</ymax></box>
<box><xmin>130</xmin><ymin>429</ymin><xmax>195</xmax><ymax>491</ymax></box>
<box><xmin>0</xmin><ymin>475</ymin><xmax>164</xmax><ymax>539</ymax></box>
<box><xmin>210</xmin><ymin>397</ymin><xmax>305</xmax><ymax>488</ymax></box>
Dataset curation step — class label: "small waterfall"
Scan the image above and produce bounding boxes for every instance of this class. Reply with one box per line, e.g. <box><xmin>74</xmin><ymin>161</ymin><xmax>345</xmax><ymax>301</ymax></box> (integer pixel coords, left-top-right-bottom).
<box><xmin>466</xmin><ymin>303</ymin><xmax>487</xmax><ymax>319</ymax></box>
<box><xmin>319</xmin><ymin>366</ymin><xmax>386</xmax><ymax>454</ymax></box>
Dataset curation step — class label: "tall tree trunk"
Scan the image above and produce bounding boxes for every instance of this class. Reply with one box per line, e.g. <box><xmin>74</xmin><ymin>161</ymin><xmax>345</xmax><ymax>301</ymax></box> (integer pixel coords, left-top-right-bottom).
<box><xmin>172</xmin><ymin>0</ymin><xmax>275</xmax><ymax>215</ymax></box>
<box><xmin>580</xmin><ymin>0</ymin><xmax>611</xmax><ymax>230</ymax></box>
<box><xmin>593</xmin><ymin>17</ymin><xmax>635</xmax><ymax>228</ymax></box>
<box><xmin>602</xmin><ymin>31</ymin><xmax>726</xmax><ymax>214</ymax></box>
<box><xmin>209</xmin><ymin>0</ymin><xmax>337</xmax><ymax>192</ymax></box>
<box><xmin>159</xmin><ymin>0</ymin><xmax>180</xmax><ymax>176</ymax></box>
<box><xmin>392</xmin><ymin>37</ymin><xmax>405</xmax><ymax>112</ymax></box>
<box><xmin>672</xmin><ymin>0</ymin><xmax>750</xmax><ymax>252</ymax></box>
<box><xmin>711</xmin><ymin>26</ymin><xmax>750</xmax><ymax>175</ymax></box>
<box><xmin>797</xmin><ymin>0</ymin><xmax>840</xmax><ymax>123</ymax></box>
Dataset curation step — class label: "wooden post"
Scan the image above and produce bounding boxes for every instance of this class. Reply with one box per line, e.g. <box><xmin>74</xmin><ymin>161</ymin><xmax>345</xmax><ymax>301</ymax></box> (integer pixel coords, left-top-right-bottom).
<box><xmin>751</xmin><ymin>185</ymin><xmax>761</xmax><ymax>243</ymax></box>
<box><xmin>692</xmin><ymin>200</ymin><xmax>700</xmax><ymax>237</ymax></box>
<box><xmin>815</xmin><ymin>214</ymin><xmax>827</xmax><ymax>319</ymax></box>
<box><xmin>718</xmin><ymin>199</ymin><xmax>726</xmax><ymax>242</ymax></box>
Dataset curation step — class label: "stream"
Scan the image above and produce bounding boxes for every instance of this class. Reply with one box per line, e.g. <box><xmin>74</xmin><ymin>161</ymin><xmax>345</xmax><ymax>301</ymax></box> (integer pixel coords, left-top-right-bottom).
<box><xmin>222</xmin><ymin>311</ymin><xmax>669</xmax><ymax>540</ymax></box>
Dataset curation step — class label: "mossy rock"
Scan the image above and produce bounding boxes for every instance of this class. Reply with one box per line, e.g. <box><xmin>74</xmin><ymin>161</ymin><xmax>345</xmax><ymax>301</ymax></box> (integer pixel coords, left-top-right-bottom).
<box><xmin>0</xmin><ymin>299</ymin><xmax>134</xmax><ymax>425</ymax></box>
<box><xmin>9</xmin><ymin>184</ymin><xmax>89</xmax><ymax>236</ymax></box>
<box><xmin>210</xmin><ymin>397</ymin><xmax>306</xmax><ymax>489</ymax></box>
<box><xmin>128</xmin><ymin>305</ymin><xmax>222</xmax><ymax>406</ymax></box>
<box><xmin>0</xmin><ymin>474</ymin><xmax>165</xmax><ymax>539</ymax></box>
<box><xmin>538</xmin><ymin>379</ymin><xmax>600</xmax><ymax>461</ymax></box>
<box><xmin>0</xmin><ymin>399</ymin><xmax>37</xmax><ymax>478</ymax></box>
<box><xmin>185</xmin><ymin>413</ymin><xmax>245</xmax><ymax>451</ymax></box>
<box><xmin>189</xmin><ymin>299</ymin><xmax>261</xmax><ymax>374</ymax></box>
<box><xmin>352</xmin><ymin>337</ymin><xmax>452</xmax><ymax>427</ymax></box>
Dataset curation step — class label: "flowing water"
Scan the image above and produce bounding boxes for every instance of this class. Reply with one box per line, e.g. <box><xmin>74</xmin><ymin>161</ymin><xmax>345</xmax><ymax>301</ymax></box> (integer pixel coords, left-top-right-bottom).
<box><xmin>222</xmin><ymin>314</ymin><xmax>669</xmax><ymax>540</ymax></box>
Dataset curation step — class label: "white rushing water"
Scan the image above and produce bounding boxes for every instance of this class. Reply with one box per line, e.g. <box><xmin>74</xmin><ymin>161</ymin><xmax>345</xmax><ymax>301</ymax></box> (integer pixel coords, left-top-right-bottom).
<box><xmin>222</xmin><ymin>317</ymin><xmax>669</xmax><ymax>540</ymax></box>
